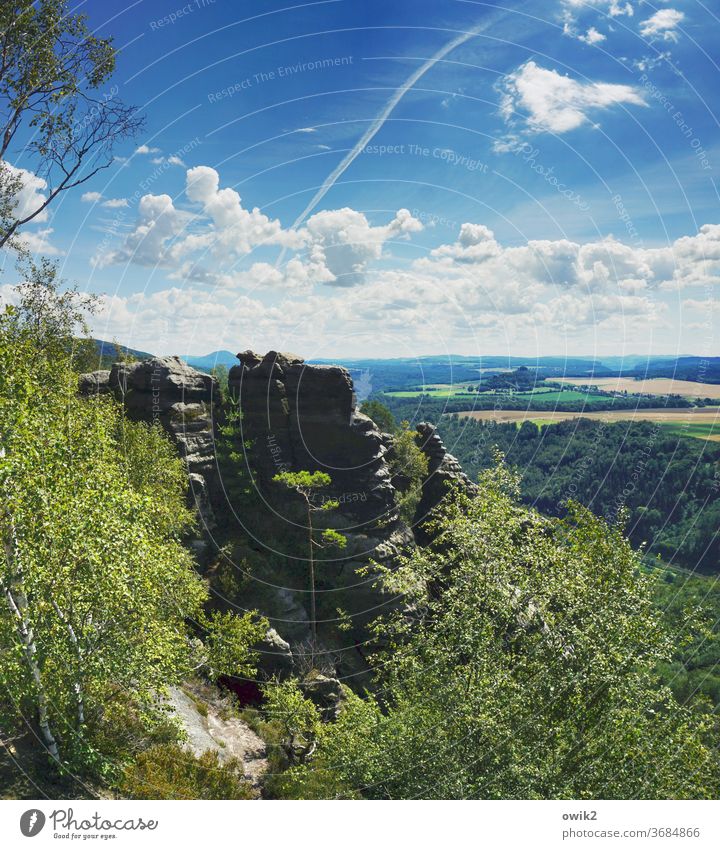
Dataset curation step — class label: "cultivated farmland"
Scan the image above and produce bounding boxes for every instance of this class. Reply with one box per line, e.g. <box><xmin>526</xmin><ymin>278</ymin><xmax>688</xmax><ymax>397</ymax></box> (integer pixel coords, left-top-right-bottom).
<box><xmin>553</xmin><ymin>376</ymin><xmax>720</xmax><ymax>398</ymax></box>
<box><xmin>456</xmin><ymin>406</ymin><xmax>720</xmax><ymax>440</ymax></box>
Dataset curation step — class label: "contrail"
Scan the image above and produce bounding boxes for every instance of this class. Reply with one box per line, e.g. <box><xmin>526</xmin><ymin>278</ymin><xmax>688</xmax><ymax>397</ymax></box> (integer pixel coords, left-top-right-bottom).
<box><xmin>277</xmin><ymin>21</ymin><xmax>489</xmax><ymax>262</ymax></box>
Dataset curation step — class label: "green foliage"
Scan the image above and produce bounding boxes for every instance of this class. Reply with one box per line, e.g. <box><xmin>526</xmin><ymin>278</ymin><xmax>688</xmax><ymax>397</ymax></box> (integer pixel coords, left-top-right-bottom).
<box><xmin>653</xmin><ymin>569</ymin><xmax>720</xmax><ymax>710</ymax></box>
<box><xmin>321</xmin><ymin>528</ymin><xmax>347</xmax><ymax>549</ymax></box>
<box><xmin>215</xmin><ymin>399</ymin><xmax>256</xmax><ymax>508</ymax></box>
<box><xmin>202</xmin><ymin>610</ymin><xmax>267</xmax><ymax>680</ymax></box>
<box><xmin>273</xmin><ymin>470</ymin><xmax>346</xmax><ymax>645</ymax></box>
<box><xmin>118</xmin><ymin>744</ymin><xmax>256</xmax><ymax>800</ymax></box>
<box><xmin>210</xmin><ymin>364</ymin><xmax>229</xmax><ymax>396</ymax></box>
<box><xmin>273</xmin><ymin>470</ymin><xmax>332</xmax><ymax>492</ymax></box>
<box><xmin>0</xmin><ymin>1</ymin><xmax>142</xmax><ymax>248</ymax></box>
<box><xmin>360</xmin><ymin>399</ymin><xmax>396</xmax><ymax>432</ymax></box>
<box><xmin>263</xmin><ymin>679</ymin><xmax>319</xmax><ymax>741</ymax></box>
<box><xmin>0</xmin><ymin>261</ymin><xmax>208</xmax><ymax>775</ymax></box>
<box><xmin>288</xmin><ymin>466</ymin><xmax>719</xmax><ymax>799</ymax></box>
<box><xmin>389</xmin><ymin>421</ymin><xmax>429</xmax><ymax>523</ymax></box>
<box><xmin>438</xmin><ymin>416</ymin><xmax>720</xmax><ymax>573</ymax></box>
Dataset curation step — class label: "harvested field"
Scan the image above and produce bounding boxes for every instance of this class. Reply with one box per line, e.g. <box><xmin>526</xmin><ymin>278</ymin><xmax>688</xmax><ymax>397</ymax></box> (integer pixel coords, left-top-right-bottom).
<box><xmin>456</xmin><ymin>406</ymin><xmax>720</xmax><ymax>440</ymax></box>
<box><xmin>553</xmin><ymin>377</ymin><xmax>720</xmax><ymax>398</ymax></box>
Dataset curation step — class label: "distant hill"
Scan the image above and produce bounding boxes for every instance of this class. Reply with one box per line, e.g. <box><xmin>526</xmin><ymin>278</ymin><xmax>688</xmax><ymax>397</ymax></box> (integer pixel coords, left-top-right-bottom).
<box><xmin>178</xmin><ymin>350</ymin><xmax>720</xmax><ymax>388</ymax></box>
<box><xmin>619</xmin><ymin>356</ymin><xmax>720</xmax><ymax>384</ymax></box>
<box><xmin>93</xmin><ymin>339</ymin><xmax>153</xmax><ymax>361</ymax></box>
<box><xmin>184</xmin><ymin>350</ymin><xmax>238</xmax><ymax>371</ymax></box>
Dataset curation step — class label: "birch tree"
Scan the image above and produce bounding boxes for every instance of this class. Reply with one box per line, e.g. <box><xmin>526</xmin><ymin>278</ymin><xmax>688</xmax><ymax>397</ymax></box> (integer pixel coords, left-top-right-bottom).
<box><xmin>0</xmin><ymin>262</ymin><xmax>207</xmax><ymax>772</ymax></box>
<box><xmin>0</xmin><ymin>0</ymin><xmax>142</xmax><ymax>249</ymax></box>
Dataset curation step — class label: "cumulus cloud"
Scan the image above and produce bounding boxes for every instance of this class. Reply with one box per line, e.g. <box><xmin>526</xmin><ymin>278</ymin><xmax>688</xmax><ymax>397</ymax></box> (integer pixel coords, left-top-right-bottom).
<box><xmin>95</xmin><ymin>194</ymin><xmax>189</xmax><ymax>267</ymax></box>
<box><xmin>419</xmin><ymin>223</ymin><xmax>720</xmax><ymax>300</ymax></box>
<box><xmin>498</xmin><ymin>60</ymin><xmax>646</xmax><ymax>135</ymax></box>
<box><xmin>100</xmin><ymin>165</ymin><xmax>422</xmax><ymax>290</ymax></box>
<box><xmin>639</xmin><ymin>9</ymin><xmax>684</xmax><ymax>42</ymax></box>
<box><xmin>93</xmin><ymin>218</ymin><xmax>720</xmax><ymax>355</ymax></box>
<box><xmin>81</xmin><ymin>191</ymin><xmax>103</xmax><ymax>203</ymax></box>
<box><xmin>302</xmin><ymin>207</ymin><xmax>423</xmax><ymax>287</ymax></box>
<box><xmin>578</xmin><ymin>27</ymin><xmax>606</xmax><ymax>45</ymax></box>
<box><xmin>184</xmin><ymin>165</ymin><xmax>304</xmax><ymax>257</ymax></box>
<box><xmin>16</xmin><ymin>227</ymin><xmax>62</xmax><ymax>255</ymax></box>
<box><xmin>102</xmin><ymin>198</ymin><xmax>129</xmax><ymax>209</ymax></box>
<box><xmin>135</xmin><ymin>144</ymin><xmax>161</xmax><ymax>155</ymax></box>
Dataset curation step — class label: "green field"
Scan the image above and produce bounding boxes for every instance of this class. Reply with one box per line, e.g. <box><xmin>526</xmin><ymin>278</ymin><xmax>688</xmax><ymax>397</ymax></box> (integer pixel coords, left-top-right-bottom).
<box><xmin>464</xmin><ymin>410</ymin><xmax>720</xmax><ymax>442</ymax></box>
<box><xmin>385</xmin><ymin>384</ymin><xmax>610</xmax><ymax>405</ymax></box>
<box><xmin>657</xmin><ymin>421</ymin><xmax>720</xmax><ymax>441</ymax></box>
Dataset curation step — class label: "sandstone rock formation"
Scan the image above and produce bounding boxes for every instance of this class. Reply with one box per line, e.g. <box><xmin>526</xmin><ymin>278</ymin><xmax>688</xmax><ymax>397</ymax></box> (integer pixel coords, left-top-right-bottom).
<box><xmin>229</xmin><ymin>350</ymin><xmax>399</xmax><ymax>529</ymax></box>
<box><xmin>414</xmin><ymin>422</ymin><xmax>479</xmax><ymax>543</ymax></box>
<box><xmin>227</xmin><ymin>350</ymin><xmax>413</xmax><ymax>669</ymax></box>
<box><xmin>79</xmin><ymin>351</ymin><xmax>479</xmax><ymax>682</ymax></box>
<box><xmin>80</xmin><ymin>356</ymin><xmax>219</xmax><ymax>528</ymax></box>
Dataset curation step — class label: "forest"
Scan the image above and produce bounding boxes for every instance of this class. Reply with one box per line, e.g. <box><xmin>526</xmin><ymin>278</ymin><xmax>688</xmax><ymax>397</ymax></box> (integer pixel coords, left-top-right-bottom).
<box><xmin>437</xmin><ymin>416</ymin><xmax>720</xmax><ymax>575</ymax></box>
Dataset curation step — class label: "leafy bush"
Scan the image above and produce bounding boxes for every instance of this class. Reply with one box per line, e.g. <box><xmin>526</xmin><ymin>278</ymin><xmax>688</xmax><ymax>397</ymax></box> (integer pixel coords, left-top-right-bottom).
<box><xmin>286</xmin><ymin>464</ymin><xmax>720</xmax><ymax>799</ymax></box>
<box><xmin>118</xmin><ymin>744</ymin><xmax>256</xmax><ymax>800</ymax></box>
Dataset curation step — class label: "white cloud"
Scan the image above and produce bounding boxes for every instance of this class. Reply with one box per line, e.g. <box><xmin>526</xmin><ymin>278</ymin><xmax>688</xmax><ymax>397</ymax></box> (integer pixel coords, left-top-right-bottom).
<box><xmin>135</xmin><ymin>144</ymin><xmax>161</xmax><ymax>155</ymax></box>
<box><xmin>302</xmin><ymin>207</ymin><xmax>423</xmax><ymax>287</ymax></box>
<box><xmin>578</xmin><ymin>27</ymin><xmax>606</xmax><ymax>45</ymax></box>
<box><xmin>91</xmin><ymin>157</ymin><xmax>720</xmax><ymax>355</ymax></box>
<box><xmin>633</xmin><ymin>51</ymin><xmax>672</xmax><ymax>72</ymax></box>
<box><xmin>498</xmin><ymin>60</ymin><xmax>646</xmax><ymax>136</ymax></box>
<box><xmin>81</xmin><ymin>191</ymin><xmax>103</xmax><ymax>203</ymax></box>
<box><xmin>102</xmin><ymin>198</ymin><xmax>129</xmax><ymax>209</ymax></box>
<box><xmin>639</xmin><ymin>9</ymin><xmax>684</xmax><ymax>42</ymax></box>
<box><xmin>16</xmin><ymin>227</ymin><xmax>62</xmax><ymax>255</ymax></box>
<box><xmin>95</xmin><ymin>194</ymin><xmax>189</xmax><ymax>267</ymax></box>
<box><xmin>295</xmin><ymin>127</ymin><xmax>316</xmax><ymax>134</ymax></box>
<box><xmin>184</xmin><ymin>165</ymin><xmax>303</xmax><ymax>256</ymax></box>
<box><xmin>99</xmin><ymin>165</ymin><xmax>421</xmax><ymax>290</ymax></box>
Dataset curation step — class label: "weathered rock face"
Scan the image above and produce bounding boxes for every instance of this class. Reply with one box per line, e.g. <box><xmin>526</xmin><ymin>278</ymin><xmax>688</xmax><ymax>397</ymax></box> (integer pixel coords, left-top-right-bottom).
<box><xmin>77</xmin><ymin>369</ymin><xmax>110</xmax><ymax>396</ymax></box>
<box><xmin>253</xmin><ymin>628</ymin><xmax>295</xmax><ymax>681</ymax></box>
<box><xmin>79</xmin><ymin>352</ymin><xmax>479</xmax><ymax>680</ymax></box>
<box><xmin>414</xmin><ymin>422</ymin><xmax>478</xmax><ymax>543</ymax></box>
<box><xmin>81</xmin><ymin>356</ymin><xmax>219</xmax><ymax>528</ymax></box>
<box><xmin>227</xmin><ymin>351</ymin><xmax>413</xmax><ymax>668</ymax></box>
<box><xmin>229</xmin><ymin>350</ymin><xmax>398</xmax><ymax>529</ymax></box>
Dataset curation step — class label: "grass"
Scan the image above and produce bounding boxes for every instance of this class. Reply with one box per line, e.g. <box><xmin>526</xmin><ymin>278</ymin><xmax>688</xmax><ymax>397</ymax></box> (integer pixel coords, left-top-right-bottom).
<box><xmin>456</xmin><ymin>408</ymin><xmax>720</xmax><ymax>441</ymax></box>
<box><xmin>657</xmin><ymin>422</ymin><xmax>720</xmax><ymax>441</ymax></box>
<box><xmin>385</xmin><ymin>384</ymin><xmax>611</xmax><ymax>404</ymax></box>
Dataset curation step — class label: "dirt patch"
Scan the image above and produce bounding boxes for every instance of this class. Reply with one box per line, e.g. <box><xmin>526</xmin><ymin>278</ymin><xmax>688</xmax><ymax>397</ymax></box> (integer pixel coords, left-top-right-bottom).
<box><xmin>168</xmin><ymin>684</ymin><xmax>268</xmax><ymax>786</ymax></box>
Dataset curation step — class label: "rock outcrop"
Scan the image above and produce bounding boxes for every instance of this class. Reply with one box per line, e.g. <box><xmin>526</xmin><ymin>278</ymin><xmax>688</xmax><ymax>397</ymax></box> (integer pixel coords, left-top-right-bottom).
<box><xmin>77</xmin><ymin>369</ymin><xmax>110</xmax><ymax>396</ymax></box>
<box><xmin>80</xmin><ymin>356</ymin><xmax>219</xmax><ymax>528</ymax></box>
<box><xmin>229</xmin><ymin>350</ymin><xmax>399</xmax><ymax>529</ymax></box>
<box><xmin>168</xmin><ymin>684</ymin><xmax>267</xmax><ymax>787</ymax></box>
<box><xmin>227</xmin><ymin>350</ymin><xmax>413</xmax><ymax>668</ymax></box>
<box><xmin>79</xmin><ymin>351</ymin><xmax>480</xmax><ymax>682</ymax></box>
<box><xmin>414</xmin><ymin>422</ymin><xmax>478</xmax><ymax>543</ymax></box>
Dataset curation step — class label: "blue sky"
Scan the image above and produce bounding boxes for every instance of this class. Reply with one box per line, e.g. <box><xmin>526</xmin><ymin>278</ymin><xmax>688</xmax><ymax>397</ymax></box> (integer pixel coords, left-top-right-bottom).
<box><xmin>6</xmin><ymin>0</ymin><xmax>720</xmax><ymax>359</ymax></box>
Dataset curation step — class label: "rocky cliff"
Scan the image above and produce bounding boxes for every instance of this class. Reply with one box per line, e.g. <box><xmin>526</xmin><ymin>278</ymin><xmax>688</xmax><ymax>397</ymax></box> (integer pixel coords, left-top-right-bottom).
<box><xmin>80</xmin><ymin>356</ymin><xmax>219</xmax><ymax>528</ymax></box>
<box><xmin>79</xmin><ymin>351</ymin><xmax>476</xmax><ymax>680</ymax></box>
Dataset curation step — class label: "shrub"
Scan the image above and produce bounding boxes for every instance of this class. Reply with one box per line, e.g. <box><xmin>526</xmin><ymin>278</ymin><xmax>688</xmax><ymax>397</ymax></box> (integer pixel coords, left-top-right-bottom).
<box><xmin>118</xmin><ymin>744</ymin><xmax>256</xmax><ymax>800</ymax></box>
